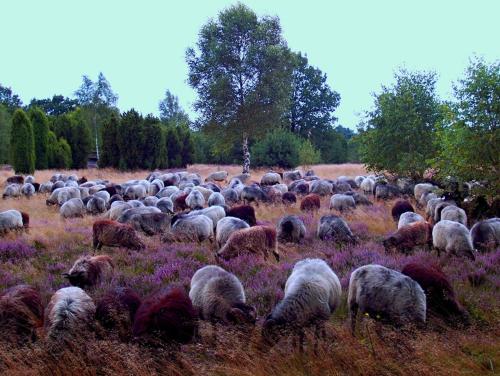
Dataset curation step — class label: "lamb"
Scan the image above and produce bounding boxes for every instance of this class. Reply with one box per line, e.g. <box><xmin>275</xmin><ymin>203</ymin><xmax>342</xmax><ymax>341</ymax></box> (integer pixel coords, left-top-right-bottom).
<box><xmin>432</xmin><ymin>220</ymin><xmax>475</xmax><ymax>258</ymax></box>
<box><xmin>317</xmin><ymin>215</ymin><xmax>357</xmax><ymax>245</ymax></box>
<box><xmin>262</xmin><ymin>259</ymin><xmax>341</xmax><ymax>347</ymax></box>
<box><xmin>401</xmin><ymin>263</ymin><xmax>469</xmax><ymax>324</ymax></box>
<box><xmin>282</xmin><ymin>191</ymin><xmax>297</xmax><ymax>205</ymax></box>
<box><xmin>310</xmin><ymin>180</ymin><xmax>333</xmax><ymax>196</ymax></box>
<box><xmin>391</xmin><ymin>200</ymin><xmax>414</xmax><ymax>221</ymax></box>
<box><xmin>329</xmin><ymin>194</ymin><xmax>356</xmax><ymax>212</ymax></box>
<box><xmin>360</xmin><ymin>177</ymin><xmax>375</xmax><ymax>195</ymax></box>
<box><xmin>2</xmin><ymin>184</ymin><xmax>21</xmax><ymax>199</ymax></box>
<box><xmin>60</xmin><ymin>198</ymin><xmax>85</xmax><ymax>218</ymax></box>
<box><xmin>63</xmin><ymin>255</ymin><xmax>114</xmax><ymax>288</ymax></box>
<box><xmin>347</xmin><ymin>264</ymin><xmax>426</xmax><ymax>334</ymax></box>
<box><xmin>277</xmin><ymin>215</ymin><xmax>306</xmax><ymax>243</ymax></box>
<box><xmin>44</xmin><ymin>287</ymin><xmax>96</xmax><ymax>341</ymax></box>
<box><xmin>383</xmin><ymin>221</ymin><xmax>433</xmax><ymax>253</ymax></box>
<box><xmin>0</xmin><ymin>209</ymin><xmax>29</xmax><ymax>232</ymax></box>
<box><xmin>261</xmin><ymin>172</ymin><xmax>281</xmax><ymax>186</ymax></box>
<box><xmin>206</xmin><ymin>171</ymin><xmax>228</xmax><ymax>182</ymax></box>
<box><xmin>300</xmin><ymin>193</ymin><xmax>321</xmax><ymax>212</ymax></box>
<box><xmin>470</xmin><ymin>218</ymin><xmax>500</xmax><ymax>252</ymax></box>
<box><xmin>0</xmin><ymin>285</ymin><xmax>44</xmax><ymax>343</ymax></box>
<box><xmin>93</xmin><ymin>219</ymin><xmax>145</xmax><ymax>250</ymax></box>
<box><xmin>168</xmin><ymin>214</ymin><xmax>214</xmax><ymax>243</ymax></box>
<box><xmin>132</xmin><ymin>287</ymin><xmax>198</xmax><ymax>345</ymax></box>
<box><xmin>441</xmin><ymin>206</ymin><xmax>467</xmax><ymax>226</ymax></box>
<box><xmin>96</xmin><ymin>287</ymin><xmax>142</xmax><ymax>341</ymax></box>
<box><xmin>21</xmin><ymin>183</ymin><xmax>36</xmax><ymax>198</ymax></box>
<box><xmin>189</xmin><ymin>265</ymin><xmax>256</xmax><ymax>326</ymax></box>
<box><xmin>86</xmin><ymin>196</ymin><xmax>107</xmax><ymax>215</ymax></box>
<box><xmin>398</xmin><ymin>212</ymin><xmax>425</xmax><ymax>229</ymax></box>
<box><xmin>221</xmin><ymin>188</ymin><xmax>239</xmax><ymax>204</ymax></box>
<box><xmin>130</xmin><ymin>212</ymin><xmax>172</xmax><ymax>235</ymax></box>
<box><xmin>215</xmin><ymin>216</ymin><xmax>250</xmax><ymax>248</ymax></box>
<box><xmin>226</xmin><ymin>205</ymin><xmax>256</xmax><ymax>226</ymax></box>
<box><xmin>216</xmin><ymin>226</ymin><xmax>279</xmax><ymax>262</ymax></box>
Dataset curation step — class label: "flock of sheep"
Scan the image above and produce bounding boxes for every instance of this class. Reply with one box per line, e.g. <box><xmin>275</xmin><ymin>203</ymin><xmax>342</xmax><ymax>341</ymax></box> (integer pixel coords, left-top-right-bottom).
<box><xmin>0</xmin><ymin>169</ymin><xmax>498</xmax><ymax>349</ymax></box>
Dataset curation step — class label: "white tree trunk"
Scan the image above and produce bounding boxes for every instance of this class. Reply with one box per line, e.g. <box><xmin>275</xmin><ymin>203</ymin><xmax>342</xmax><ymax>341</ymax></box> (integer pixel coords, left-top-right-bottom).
<box><xmin>242</xmin><ymin>136</ymin><xmax>250</xmax><ymax>174</ymax></box>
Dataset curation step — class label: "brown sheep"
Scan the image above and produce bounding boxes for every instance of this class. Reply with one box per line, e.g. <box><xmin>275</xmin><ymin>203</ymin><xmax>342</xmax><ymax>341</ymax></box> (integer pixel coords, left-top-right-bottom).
<box><xmin>93</xmin><ymin>219</ymin><xmax>145</xmax><ymax>250</ymax></box>
<box><xmin>174</xmin><ymin>192</ymin><xmax>189</xmax><ymax>212</ymax></box>
<box><xmin>63</xmin><ymin>255</ymin><xmax>114</xmax><ymax>288</ymax></box>
<box><xmin>216</xmin><ymin>226</ymin><xmax>279</xmax><ymax>262</ymax></box>
<box><xmin>391</xmin><ymin>200</ymin><xmax>414</xmax><ymax>221</ymax></box>
<box><xmin>300</xmin><ymin>193</ymin><xmax>321</xmax><ymax>212</ymax></box>
<box><xmin>226</xmin><ymin>205</ymin><xmax>257</xmax><ymax>226</ymax></box>
<box><xmin>383</xmin><ymin>221</ymin><xmax>433</xmax><ymax>254</ymax></box>
<box><xmin>6</xmin><ymin>175</ymin><xmax>24</xmax><ymax>185</ymax></box>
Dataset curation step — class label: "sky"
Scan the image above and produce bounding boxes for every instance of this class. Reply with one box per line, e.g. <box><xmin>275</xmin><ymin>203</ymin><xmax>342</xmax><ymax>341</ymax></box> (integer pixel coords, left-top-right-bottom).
<box><xmin>1</xmin><ymin>0</ymin><xmax>499</xmax><ymax>130</ymax></box>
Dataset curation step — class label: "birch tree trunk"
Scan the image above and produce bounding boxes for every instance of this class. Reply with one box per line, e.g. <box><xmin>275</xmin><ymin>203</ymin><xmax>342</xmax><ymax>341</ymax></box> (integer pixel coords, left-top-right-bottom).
<box><xmin>242</xmin><ymin>136</ymin><xmax>250</xmax><ymax>174</ymax></box>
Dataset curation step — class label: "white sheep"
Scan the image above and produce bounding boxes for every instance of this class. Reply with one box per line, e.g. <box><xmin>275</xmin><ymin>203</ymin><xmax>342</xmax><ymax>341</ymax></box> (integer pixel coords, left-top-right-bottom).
<box><xmin>169</xmin><ymin>214</ymin><xmax>214</xmax><ymax>243</ymax></box>
<box><xmin>216</xmin><ymin>216</ymin><xmax>250</xmax><ymax>248</ymax></box>
<box><xmin>360</xmin><ymin>177</ymin><xmax>375</xmax><ymax>195</ymax></box>
<box><xmin>329</xmin><ymin>194</ymin><xmax>356</xmax><ymax>211</ymax></box>
<box><xmin>0</xmin><ymin>210</ymin><xmax>26</xmax><ymax>232</ymax></box>
<box><xmin>414</xmin><ymin>183</ymin><xmax>436</xmax><ymax>201</ymax></box>
<box><xmin>432</xmin><ymin>220</ymin><xmax>475</xmax><ymax>258</ymax></box>
<box><xmin>186</xmin><ymin>190</ymin><xmax>205</xmax><ymax>210</ymax></box>
<box><xmin>398</xmin><ymin>212</ymin><xmax>425</xmax><ymax>229</ymax></box>
<box><xmin>440</xmin><ymin>206</ymin><xmax>467</xmax><ymax>226</ymax></box>
<box><xmin>208</xmin><ymin>192</ymin><xmax>225</xmax><ymax>207</ymax></box>
<box><xmin>60</xmin><ymin>198</ymin><xmax>85</xmax><ymax>218</ymax></box>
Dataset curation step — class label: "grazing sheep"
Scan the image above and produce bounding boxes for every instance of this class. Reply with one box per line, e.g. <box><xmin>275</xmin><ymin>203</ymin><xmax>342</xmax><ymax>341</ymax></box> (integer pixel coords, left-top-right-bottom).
<box><xmin>93</xmin><ymin>219</ymin><xmax>145</xmax><ymax>250</ymax></box>
<box><xmin>432</xmin><ymin>220</ymin><xmax>475</xmax><ymax>258</ymax></box>
<box><xmin>189</xmin><ymin>206</ymin><xmax>226</xmax><ymax>230</ymax></box>
<box><xmin>0</xmin><ymin>285</ymin><xmax>44</xmax><ymax>343</ymax></box>
<box><xmin>87</xmin><ymin>196</ymin><xmax>107</xmax><ymax>215</ymax></box>
<box><xmin>433</xmin><ymin>201</ymin><xmax>456</xmax><ymax>223</ymax></box>
<box><xmin>401</xmin><ymin>263</ymin><xmax>469</xmax><ymax>324</ymax></box>
<box><xmin>355</xmin><ymin>176</ymin><xmax>366</xmax><ymax>187</ymax></box>
<box><xmin>173</xmin><ymin>192</ymin><xmax>189</xmax><ymax>211</ymax></box>
<box><xmin>93</xmin><ymin>190</ymin><xmax>110</xmax><ymax>203</ymax></box>
<box><xmin>261</xmin><ymin>172</ymin><xmax>281</xmax><ymax>186</ymax></box>
<box><xmin>391</xmin><ymin>200</ymin><xmax>414</xmax><ymax>221</ymax></box>
<box><xmin>360</xmin><ymin>178</ymin><xmax>375</xmax><ymax>195</ymax></box>
<box><xmin>226</xmin><ymin>205</ymin><xmax>256</xmax><ymax>226</ymax></box>
<box><xmin>329</xmin><ymin>194</ymin><xmax>356</xmax><ymax>212</ymax></box>
<box><xmin>156</xmin><ymin>197</ymin><xmax>174</xmax><ymax>214</ymax></box>
<box><xmin>216</xmin><ymin>216</ymin><xmax>250</xmax><ymax>248</ymax></box>
<box><xmin>107</xmin><ymin>202</ymin><xmax>132</xmax><ymax>221</ymax></box>
<box><xmin>142</xmin><ymin>196</ymin><xmax>159</xmax><ymax>207</ymax></box>
<box><xmin>117</xmin><ymin>206</ymin><xmax>161</xmax><ymax>224</ymax></box>
<box><xmin>39</xmin><ymin>182</ymin><xmax>53</xmax><ymax>194</ymax></box>
<box><xmin>2</xmin><ymin>184</ymin><xmax>21</xmax><ymax>199</ymax></box>
<box><xmin>241</xmin><ymin>185</ymin><xmax>268</xmax><ymax>204</ymax></box>
<box><xmin>348</xmin><ymin>264</ymin><xmax>426</xmax><ymax>334</ymax></box>
<box><xmin>277</xmin><ymin>215</ymin><xmax>306</xmax><ymax>243</ymax></box>
<box><xmin>106</xmin><ymin>194</ymin><xmax>123</xmax><ymax>210</ymax></box>
<box><xmin>419</xmin><ymin>192</ymin><xmax>439</xmax><ymax>209</ymax></box>
<box><xmin>88</xmin><ymin>184</ymin><xmax>106</xmax><ymax>194</ymax></box>
<box><xmin>221</xmin><ymin>188</ymin><xmax>239</xmax><ymax>204</ymax></box>
<box><xmin>217</xmin><ymin>226</ymin><xmax>279</xmax><ymax>261</ymax></box>
<box><xmin>148</xmin><ymin>179</ymin><xmax>164</xmax><ymax>196</ymax></box>
<box><xmin>156</xmin><ymin>185</ymin><xmax>179</xmax><ymax>198</ymax></box>
<box><xmin>300</xmin><ymin>194</ymin><xmax>321</xmax><ymax>212</ymax></box>
<box><xmin>426</xmin><ymin>197</ymin><xmax>444</xmax><ymax>220</ymax></box>
<box><xmin>289</xmin><ymin>180</ymin><xmax>310</xmax><ymax>195</ymax></box>
<box><xmin>46</xmin><ymin>187</ymin><xmax>80</xmax><ymax>206</ymax></box>
<box><xmin>63</xmin><ymin>255</ymin><xmax>114</xmax><ymax>288</ymax></box>
<box><xmin>0</xmin><ymin>209</ymin><xmax>28</xmax><ymax>232</ymax></box>
<box><xmin>383</xmin><ymin>221</ymin><xmax>433</xmax><ymax>253</ymax></box>
<box><xmin>414</xmin><ymin>183</ymin><xmax>436</xmax><ymax>202</ymax></box>
<box><xmin>6</xmin><ymin>175</ymin><xmax>24</xmax><ymax>185</ymax></box>
<box><xmin>283</xmin><ymin>170</ymin><xmax>301</xmax><ymax>183</ymax></box>
<box><xmin>375</xmin><ymin>183</ymin><xmax>401</xmax><ymax>200</ymax></box>
<box><xmin>129</xmin><ymin>212</ymin><xmax>172</xmax><ymax>235</ymax></box>
<box><xmin>132</xmin><ymin>287</ymin><xmax>198</xmax><ymax>345</ymax></box>
<box><xmin>208</xmin><ymin>192</ymin><xmax>225</xmax><ymax>207</ymax></box>
<box><xmin>168</xmin><ymin>214</ymin><xmax>214</xmax><ymax>243</ymax></box>
<box><xmin>206</xmin><ymin>171</ymin><xmax>228</xmax><ymax>182</ymax></box>
<box><xmin>96</xmin><ymin>287</ymin><xmax>142</xmax><ymax>341</ymax></box>
<box><xmin>441</xmin><ymin>206</ymin><xmax>467</xmax><ymax>226</ymax></box>
<box><xmin>398</xmin><ymin>212</ymin><xmax>425</xmax><ymax>229</ymax></box>
<box><xmin>189</xmin><ymin>265</ymin><xmax>256</xmax><ymax>325</ymax></box>
<box><xmin>310</xmin><ymin>180</ymin><xmax>333</xmax><ymax>196</ymax></box>
<box><xmin>470</xmin><ymin>218</ymin><xmax>500</xmax><ymax>252</ymax></box>
<box><xmin>124</xmin><ymin>185</ymin><xmax>147</xmax><ymax>200</ymax></box>
<box><xmin>21</xmin><ymin>183</ymin><xmax>35</xmax><ymax>198</ymax></box>
<box><xmin>45</xmin><ymin>287</ymin><xmax>96</xmax><ymax>340</ymax></box>
<box><xmin>262</xmin><ymin>259</ymin><xmax>341</xmax><ymax>346</ymax></box>
<box><xmin>317</xmin><ymin>215</ymin><xmax>357</xmax><ymax>245</ymax></box>
<box><xmin>193</xmin><ymin>186</ymin><xmax>213</xmax><ymax>202</ymax></box>
<box><xmin>60</xmin><ymin>198</ymin><xmax>85</xmax><ymax>218</ymax></box>
<box><xmin>336</xmin><ymin>182</ymin><xmax>352</xmax><ymax>193</ymax></box>
<box><xmin>282</xmin><ymin>192</ymin><xmax>297</xmax><ymax>205</ymax></box>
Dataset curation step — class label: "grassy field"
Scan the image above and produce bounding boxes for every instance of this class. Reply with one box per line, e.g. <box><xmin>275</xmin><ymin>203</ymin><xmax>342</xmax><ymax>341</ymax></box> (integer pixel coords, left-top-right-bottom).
<box><xmin>0</xmin><ymin>164</ymin><xmax>498</xmax><ymax>376</ymax></box>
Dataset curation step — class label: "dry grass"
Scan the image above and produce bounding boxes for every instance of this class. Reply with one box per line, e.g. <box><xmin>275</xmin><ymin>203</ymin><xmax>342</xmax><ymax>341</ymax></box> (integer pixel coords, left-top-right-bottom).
<box><xmin>0</xmin><ymin>164</ymin><xmax>498</xmax><ymax>376</ymax></box>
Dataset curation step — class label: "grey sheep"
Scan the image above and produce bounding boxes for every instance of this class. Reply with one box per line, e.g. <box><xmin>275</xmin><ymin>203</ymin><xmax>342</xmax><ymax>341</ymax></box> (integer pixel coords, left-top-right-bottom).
<box><xmin>124</xmin><ymin>184</ymin><xmax>147</xmax><ymax>200</ymax></box>
<box><xmin>156</xmin><ymin>197</ymin><xmax>174</xmax><ymax>214</ymax></box>
<box><xmin>193</xmin><ymin>186</ymin><xmax>213</xmax><ymax>202</ymax></box>
<box><xmin>142</xmin><ymin>196</ymin><xmax>159</xmax><ymax>207</ymax></box>
<box><xmin>88</xmin><ymin>184</ymin><xmax>106</xmax><ymax>194</ymax></box>
<box><xmin>261</xmin><ymin>172</ymin><xmax>281</xmax><ymax>186</ymax></box>
<box><xmin>208</xmin><ymin>192</ymin><xmax>225</xmax><ymax>207</ymax></box>
<box><xmin>93</xmin><ymin>190</ymin><xmax>110</xmax><ymax>203</ymax></box>
<box><xmin>186</xmin><ymin>190</ymin><xmax>205</xmax><ymax>210</ymax></box>
<box><xmin>130</xmin><ymin>212</ymin><xmax>172</xmax><ymax>235</ymax></box>
<box><xmin>375</xmin><ymin>184</ymin><xmax>401</xmax><ymax>200</ymax></box>
<box><xmin>414</xmin><ymin>183</ymin><xmax>437</xmax><ymax>201</ymax></box>
<box><xmin>360</xmin><ymin>178</ymin><xmax>375</xmax><ymax>195</ymax></box>
<box><xmin>2</xmin><ymin>184</ymin><xmax>21</xmax><ymax>199</ymax></box>
<box><xmin>0</xmin><ymin>210</ymin><xmax>26</xmax><ymax>232</ymax></box>
<box><xmin>470</xmin><ymin>218</ymin><xmax>500</xmax><ymax>252</ymax></box>
<box><xmin>329</xmin><ymin>194</ymin><xmax>356</xmax><ymax>211</ymax></box>
<box><xmin>425</xmin><ymin>197</ymin><xmax>444</xmax><ymax>220</ymax></box>
<box><xmin>317</xmin><ymin>214</ymin><xmax>356</xmax><ymax>244</ymax></box>
<box><xmin>262</xmin><ymin>258</ymin><xmax>341</xmax><ymax>345</ymax></box>
<box><xmin>419</xmin><ymin>192</ymin><xmax>439</xmax><ymax>209</ymax></box>
<box><xmin>347</xmin><ymin>264</ymin><xmax>426</xmax><ymax>334</ymax></box>
<box><xmin>189</xmin><ymin>265</ymin><xmax>256</xmax><ymax>325</ymax></box>
<box><xmin>148</xmin><ymin>179</ymin><xmax>164</xmax><ymax>196</ymax></box>
<box><xmin>398</xmin><ymin>212</ymin><xmax>425</xmax><ymax>229</ymax></box>
<box><xmin>117</xmin><ymin>206</ymin><xmax>161</xmax><ymax>223</ymax></box>
<box><xmin>432</xmin><ymin>220</ymin><xmax>475</xmax><ymax>258</ymax></box>
<box><xmin>21</xmin><ymin>183</ymin><xmax>36</xmax><ymax>198</ymax></box>
<box><xmin>188</xmin><ymin>206</ymin><xmax>226</xmax><ymax>231</ymax></box>
<box><xmin>24</xmin><ymin>175</ymin><xmax>35</xmax><ymax>185</ymax></box>
<box><xmin>240</xmin><ymin>186</ymin><xmax>268</xmax><ymax>204</ymax></box>
<box><xmin>433</xmin><ymin>201</ymin><xmax>456</xmax><ymax>223</ymax></box>
<box><xmin>310</xmin><ymin>180</ymin><xmax>333</xmax><ymax>196</ymax></box>
<box><xmin>221</xmin><ymin>188</ymin><xmax>239</xmax><ymax>204</ymax></box>
<box><xmin>107</xmin><ymin>202</ymin><xmax>132</xmax><ymax>220</ymax></box>
<box><xmin>441</xmin><ymin>206</ymin><xmax>467</xmax><ymax>226</ymax></box>
<box><xmin>39</xmin><ymin>182</ymin><xmax>53</xmax><ymax>194</ymax></box>
<box><xmin>156</xmin><ymin>185</ymin><xmax>179</xmax><ymax>198</ymax></box>
<box><xmin>283</xmin><ymin>170</ymin><xmax>302</xmax><ymax>182</ymax></box>
<box><xmin>276</xmin><ymin>215</ymin><xmax>306</xmax><ymax>243</ymax></box>
<box><xmin>206</xmin><ymin>171</ymin><xmax>229</xmax><ymax>182</ymax></box>
<box><xmin>216</xmin><ymin>216</ymin><xmax>250</xmax><ymax>248</ymax></box>
<box><xmin>86</xmin><ymin>196</ymin><xmax>107</xmax><ymax>215</ymax></box>
<box><xmin>351</xmin><ymin>192</ymin><xmax>372</xmax><ymax>206</ymax></box>
<box><xmin>354</xmin><ymin>176</ymin><xmax>366</xmax><ymax>187</ymax></box>
<box><xmin>60</xmin><ymin>198</ymin><xmax>85</xmax><ymax>218</ymax></box>
<box><xmin>169</xmin><ymin>214</ymin><xmax>214</xmax><ymax>243</ymax></box>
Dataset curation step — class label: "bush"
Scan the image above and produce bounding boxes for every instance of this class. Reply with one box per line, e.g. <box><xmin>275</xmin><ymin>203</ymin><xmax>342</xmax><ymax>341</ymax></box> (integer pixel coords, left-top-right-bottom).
<box><xmin>252</xmin><ymin>129</ymin><xmax>301</xmax><ymax>168</ymax></box>
<box><xmin>0</xmin><ymin>104</ymin><xmax>11</xmax><ymax>164</ymax></box>
<box><xmin>47</xmin><ymin>131</ymin><xmax>72</xmax><ymax>169</ymax></box>
<box><xmin>100</xmin><ymin>113</ymin><xmax>120</xmax><ymax>168</ymax></box>
<box><xmin>69</xmin><ymin>111</ymin><xmax>92</xmax><ymax>169</ymax></box>
<box><xmin>10</xmin><ymin>109</ymin><xmax>35</xmax><ymax>174</ymax></box>
<box><xmin>29</xmin><ymin>107</ymin><xmax>49</xmax><ymax>169</ymax></box>
<box><xmin>298</xmin><ymin>139</ymin><xmax>320</xmax><ymax>167</ymax></box>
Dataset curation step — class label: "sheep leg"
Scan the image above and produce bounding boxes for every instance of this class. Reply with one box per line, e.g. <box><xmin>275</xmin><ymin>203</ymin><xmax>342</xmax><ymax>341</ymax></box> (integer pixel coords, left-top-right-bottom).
<box><xmin>349</xmin><ymin>302</ymin><xmax>359</xmax><ymax>336</ymax></box>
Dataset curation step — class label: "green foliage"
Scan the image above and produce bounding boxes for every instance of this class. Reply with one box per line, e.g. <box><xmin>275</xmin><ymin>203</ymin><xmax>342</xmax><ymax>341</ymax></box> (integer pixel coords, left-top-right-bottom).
<box><xmin>69</xmin><ymin>111</ymin><xmax>92</xmax><ymax>169</ymax></box>
<box><xmin>165</xmin><ymin>125</ymin><xmax>182</xmax><ymax>168</ymax></box>
<box><xmin>0</xmin><ymin>105</ymin><xmax>12</xmax><ymax>164</ymax></box>
<box><xmin>177</xmin><ymin>124</ymin><xmax>194</xmax><ymax>167</ymax></box>
<box><xmin>141</xmin><ymin>115</ymin><xmax>165</xmax><ymax>170</ymax></box>
<box><xmin>53</xmin><ymin>114</ymin><xmax>73</xmax><ymax>141</ymax></box>
<box><xmin>298</xmin><ymin>139</ymin><xmax>321</xmax><ymax>167</ymax></box>
<box><xmin>313</xmin><ymin>128</ymin><xmax>348</xmax><ymax>163</ymax></box>
<box><xmin>0</xmin><ymin>84</ymin><xmax>23</xmax><ymax>111</ymax></box>
<box><xmin>29</xmin><ymin>107</ymin><xmax>49</xmax><ymax>169</ymax></box>
<box><xmin>357</xmin><ymin>68</ymin><xmax>441</xmax><ymax>179</ymax></box>
<box><xmin>252</xmin><ymin>129</ymin><xmax>301</xmax><ymax>168</ymax></box>
<box><xmin>29</xmin><ymin>95</ymin><xmax>77</xmax><ymax>116</ymax></box>
<box><xmin>100</xmin><ymin>113</ymin><xmax>120</xmax><ymax>168</ymax></box>
<box><xmin>10</xmin><ymin>109</ymin><xmax>35</xmax><ymax>174</ymax></box>
<box><xmin>159</xmin><ymin>90</ymin><xmax>190</xmax><ymax>124</ymax></box>
<box><xmin>117</xmin><ymin>109</ymin><xmax>144</xmax><ymax>170</ymax></box>
<box><xmin>47</xmin><ymin>131</ymin><xmax>72</xmax><ymax>169</ymax></box>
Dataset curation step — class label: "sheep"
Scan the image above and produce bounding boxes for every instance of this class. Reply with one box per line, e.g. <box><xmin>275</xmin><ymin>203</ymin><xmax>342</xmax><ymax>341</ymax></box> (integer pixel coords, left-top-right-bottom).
<box><xmin>261</xmin><ymin>172</ymin><xmax>281</xmax><ymax>186</ymax></box>
<box><xmin>208</xmin><ymin>192</ymin><xmax>225</xmax><ymax>207</ymax></box>
<box><xmin>93</xmin><ymin>190</ymin><xmax>110</xmax><ymax>203</ymax></box>
<box><xmin>419</xmin><ymin>192</ymin><xmax>439</xmax><ymax>209</ymax></box>
<box><xmin>329</xmin><ymin>194</ymin><xmax>356</xmax><ymax>212</ymax></box>
<box><xmin>0</xmin><ymin>285</ymin><xmax>44</xmax><ymax>343</ymax></box>
<box><xmin>336</xmin><ymin>182</ymin><xmax>352</xmax><ymax>193</ymax></box>
<box><xmin>347</xmin><ymin>264</ymin><xmax>426</xmax><ymax>334</ymax></box>
<box><xmin>262</xmin><ymin>259</ymin><xmax>341</xmax><ymax>348</ymax></box>
<box><xmin>106</xmin><ymin>201</ymin><xmax>132</xmax><ymax>220</ymax></box>
<box><xmin>426</xmin><ymin>197</ymin><xmax>444</xmax><ymax>220</ymax></box>
<box><xmin>156</xmin><ymin>197</ymin><xmax>174</xmax><ymax>214</ymax></box>
<box><xmin>148</xmin><ymin>179</ymin><xmax>164</xmax><ymax>196</ymax></box>
<box><xmin>188</xmin><ymin>206</ymin><xmax>226</xmax><ymax>230</ymax></box>
<box><xmin>300</xmin><ymin>193</ymin><xmax>321</xmax><ymax>212</ymax></box>
<box><xmin>441</xmin><ymin>206</ymin><xmax>467</xmax><ymax>226</ymax></box>
<box><xmin>60</xmin><ymin>198</ymin><xmax>85</xmax><ymax>218</ymax></box>
<box><xmin>433</xmin><ymin>201</ymin><xmax>456</xmax><ymax>223</ymax></box>
<box><xmin>39</xmin><ymin>182</ymin><xmax>53</xmax><ymax>194</ymax></box>
<box><xmin>383</xmin><ymin>221</ymin><xmax>433</xmax><ymax>253</ymax></box>
<box><xmin>391</xmin><ymin>200</ymin><xmax>414</xmax><ymax>221</ymax></box>
<box><xmin>124</xmin><ymin>184</ymin><xmax>147</xmax><ymax>200</ymax></box>
<box><xmin>317</xmin><ymin>215</ymin><xmax>357</xmax><ymax>245</ymax></box>
<box><xmin>86</xmin><ymin>196</ymin><xmax>107</xmax><ymax>215</ymax></box>
<box><xmin>6</xmin><ymin>175</ymin><xmax>24</xmax><ymax>185</ymax></box>
<box><xmin>202</xmin><ymin>182</ymin><xmax>221</xmax><ymax>192</ymax></box>
<box><xmin>2</xmin><ymin>184</ymin><xmax>21</xmax><ymax>199</ymax></box>
<box><xmin>206</xmin><ymin>171</ymin><xmax>228</xmax><ymax>182</ymax></box>
<box><xmin>0</xmin><ymin>209</ymin><xmax>29</xmax><ymax>232</ymax></box>
<box><xmin>221</xmin><ymin>188</ymin><xmax>239</xmax><ymax>204</ymax></box>
<box><xmin>240</xmin><ymin>185</ymin><xmax>268</xmax><ymax>204</ymax></box>
<box><xmin>93</xmin><ymin>219</ymin><xmax>145</xmax><ymax>250</ymax></box>
<box><xmin>262</xmin><ymin>185</ymin><xmax>283</xmax><ymax>203</ymax></box>
<box><xmin>117</xmin><ymin>206</ymin><xmax>161</xmax><ymax>224</ymax></box>
<box><xmin>305</xmin><ymin>169</ymin><xmax>315</xmax><ymax>177</ymax></box>
<box><xmin>173</xmin><ymin>192</ymin><xmax>189</xmax><ymax>211</ymax></box>
<box><xmin>216</xmin><ymin>216</ymin><xmax>250</xmax><ymax>248</ymax></box>
<box><xmin>360</xmin><ymin>177</ymin><xmax>375</xmax><ymax>195</ymax></box>
<box><xmin>158</xmin><ymin>173</ymin><xmax>180</xmax><ymax>186</ymax></box>
<box><xmin>470</xmin><ymin>218</ymin><xmax>500</xmax><ymax>252</ymax></box>
<box><xmin>226</xmin><ymin>204</ymin><xmax>256</xmax><ymax>226</ymax></box>
<box><xmin>282</xmin><ymin>191</ymin><xmax>297</xmax><ymax>205</ymax></box>
<box><xmin>310</xmin><ymin>180</ymin><xmax>333</xmax><ymax>196</ymax></box>
<box><xmin>46</xmin><ymin>187</ymin><xmax>80</xmax><ymax>206</ymax></box>
<box><xmin>401</xmin><ymin>263</ymin><xmax>469</xmax><ymax>324</ymax></box>
<box><xmin>21</xmin><ymin>183</ymin><xmax>35</xmax><ymax>198</ymax></box>
<box><xmin>375</xmin><ymin>183</ymin><xmax>401</xmax><ymax>200</ymax></box>
<box><xmin>189</xmin><ymin>265</ymin><xmax>256</xmax><ymax>327</ymax></box>
<box><xmin>168</xmin><ymin>214</ymin><xmax>214</xmax><ymax>243</ymax></box>
<box><xmin>88</xmin><ymin>184</ymin><xmax>106</xmax><ymax>194</ymax></box>
<box><xmin>63</xmin><ymin>255</ymin><xmax>114</xmax><ymax>288</ymax></box>
<box><xmin>398</xmin><ymin>212</ymin><xmax>425</xmax><ymax>229</ymax></box>
<box><xmin>217</xmin><ymin>226</ymin><xmax>279</xmax><ymax>261</ymax></box>
<box><xmin>193</xmin><ymin>186</ymin><xmax>213</xmax><ymax>202</ymax></box>
<box><xmin>355</xmin><ymin>176</ymin><xmax>365</xmax><ymax>187</ymax></box>
<box><xmin>130</xmin><ymin>212</ymin><xmax>172</xmax><ymax>235</ymax></box>
<box><xmin>432</xmin><ymin>220</ymin><xmax>475</xmax><ymax>258</ymax></box>
<box><xmin>44</xmin><ymin>287</ymin><xmax>96</xmax><ymax>341</ymax></box>
<box><xmin>142</xmin><ymin>196</ymin><xmax>159</xmax><ymax>207</ymax></box>
<box><xmin>156</xmin><ymin>185</ymin><xmax>179</xmax><ymax>198</ymax></box>
<box><xmin>132</xmin><ymin>287</ymin><xmax>198</xmax><ymax>345</ymax></box>
<box><xmin>95</xmin><ymin>287</ymin><xmax>142</xmax><ymax>341</ymax></box>
<box><xmin>276</xmin><ymin>215</ymin><xmax>306</xmax><ymax>243</ymax></box>
<box><xmin>289</xmin><ymin>180</ymin><xmax>310</xmax><ymax>195</ymax></box>
<box><xmin>283</xmin><ymin>170</ymin><xmax>301</xmax><ymax>183</ymax></box>
<box><xmin>414</xmin><ymin>183</ymin><xmax>436</xmax><ymax>202</ymax></box>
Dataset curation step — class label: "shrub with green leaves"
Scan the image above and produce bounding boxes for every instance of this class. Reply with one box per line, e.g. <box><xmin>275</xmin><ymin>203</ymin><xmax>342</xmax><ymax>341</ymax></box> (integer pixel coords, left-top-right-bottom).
<box><xmin>29</xmin><ymin>107</ymin><xmax>49</xmax><ymax>169</ymax></box>
<box><xmin>252</xmin><ymin>129</ymin><xmax>301</xmax><ymax>168</ymax></box>
<box><xmin>10</xmin><ymin>109</ymin><xmax>35</xmax><ymax>174</ymax></box>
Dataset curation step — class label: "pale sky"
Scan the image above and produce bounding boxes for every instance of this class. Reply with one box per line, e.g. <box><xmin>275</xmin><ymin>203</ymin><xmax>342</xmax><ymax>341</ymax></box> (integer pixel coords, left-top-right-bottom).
<box><xmin>1</xmin><ymin>0</ymin><xmax>499</xmax><ymax>129</ymax></box>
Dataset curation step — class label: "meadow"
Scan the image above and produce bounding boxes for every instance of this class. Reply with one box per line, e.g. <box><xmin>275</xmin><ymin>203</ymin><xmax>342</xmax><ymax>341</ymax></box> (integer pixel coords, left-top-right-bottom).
<box><xmin>0</xmin><ymin>164</ymin><xmax>498</xmax><ymax>376</ymax></box>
